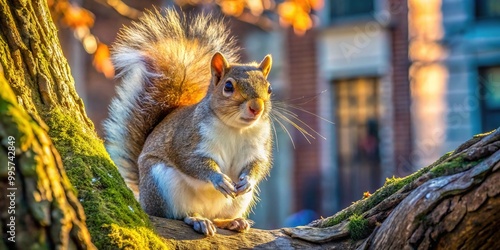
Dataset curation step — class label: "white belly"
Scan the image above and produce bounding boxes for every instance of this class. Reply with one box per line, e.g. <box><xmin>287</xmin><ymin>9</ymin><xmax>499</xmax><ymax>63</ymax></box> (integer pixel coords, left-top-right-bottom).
<box><xmin>196</xmin><ymin>118</ymin><xmax>270</xmax><ymax>182</ymax></box>
<box><xmin>152</xmin><ymin>116</ymin><xmax>269</xmax><ymax>219</ymax></box>
<box><xmin>152</xmin><ymin>163</ymin><xmax>253</xmax><ymax>219</ymax></box>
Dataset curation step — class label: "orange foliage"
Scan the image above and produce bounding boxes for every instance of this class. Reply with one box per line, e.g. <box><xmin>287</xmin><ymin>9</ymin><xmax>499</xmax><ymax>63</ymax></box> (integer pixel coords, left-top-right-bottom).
<box><xmin>363</xmin><ymin>191</ymin><xmax>372</xmax><ymax>199</ymax></box>
<box><xmin>175</xmin><ymin>0</ymin><xmax>323</xmax><ymax>34</ymax></box>
<box><xmin>93</xmin><ymin>43</ymin><xmax>115</xmax><ymax>79</ymax></box>
<box><xmin>49</xmin><ymin>0</ymin><xmax>323</xmax><ymax>79</ymax></box>
<box><xmin>277</xmin><ymin>0</ymin><xmax>323</xmax><ymax>34</ymax></box>
<box><xmin>49</xmin><ymin>0</ymin><xmax>95</xmax><ymax>28</ymax></box>
<box><xmin>218</xmin><ymin>0</ymin><xmax>246</xmax><ymax>16</ymax></box>
<box><xmin>49</xmin><ymin>0</ymin><xmax>115</xmax><ymax>79</ymax></box>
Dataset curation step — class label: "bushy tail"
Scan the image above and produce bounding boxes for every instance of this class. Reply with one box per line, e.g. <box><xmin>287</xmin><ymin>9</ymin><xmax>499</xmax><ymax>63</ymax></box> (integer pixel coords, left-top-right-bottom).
<box><xmin>104</xmin><ymin>8</ymin><xmax>239</xmax><ymax>198</ymax></box>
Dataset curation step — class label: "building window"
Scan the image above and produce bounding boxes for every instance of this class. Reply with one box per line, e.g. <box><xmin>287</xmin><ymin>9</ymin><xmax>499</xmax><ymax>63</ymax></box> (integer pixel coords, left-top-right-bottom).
<box><xmin>476</xmin><ymin>0</ymin><xmax>500</xmax><ymax>19</ymax></box>
<box><xmin>330</xmin><ymin>0</ymin><xmax>374</xmax><ymax>19</ymax></box>
<box><xmin>479</xmin><ymin>66</ymin><xmax>500</xmax><ymax>132</ymax></box>
<box><xmin>334</xmin><ymin>78</ymin><xmax>380</xmax><ymax>208</ymax></box>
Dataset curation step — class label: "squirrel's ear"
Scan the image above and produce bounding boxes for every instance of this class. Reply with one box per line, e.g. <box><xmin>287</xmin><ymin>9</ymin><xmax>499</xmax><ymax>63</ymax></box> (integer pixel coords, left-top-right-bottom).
<box><xmin>258</xmin><ymin>55</ymin><xmax>272</xmax><ymax>78</ymax></box>
<box><xmin>211</xmin><ymin>52</ymin><xmax>229</xmax><ymax>85</ymax></box>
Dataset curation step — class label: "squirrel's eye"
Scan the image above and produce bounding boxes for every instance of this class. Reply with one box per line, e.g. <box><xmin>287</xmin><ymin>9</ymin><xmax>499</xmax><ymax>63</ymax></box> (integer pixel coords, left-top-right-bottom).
<box><xmin>224</xmin><ymin>81</ymin><xmax>234</xmax><ymax>93</ymax></box>
<box><xmin>268</xmin><ymin>85</ymin><xmax>273</xmax><ymax>94</ymax></box>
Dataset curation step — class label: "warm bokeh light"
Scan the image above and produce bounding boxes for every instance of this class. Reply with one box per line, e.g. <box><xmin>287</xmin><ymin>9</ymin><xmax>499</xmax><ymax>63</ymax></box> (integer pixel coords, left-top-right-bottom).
<box><xmin>277</xmin><ymin>0</ymin><xmax>323</xmax><ymax>34</ymax></box>
<box><xmin>83</xmin><ymin>35</ymin><xmax>98</xmax><ymax>54</ymax></box>
<box><xmin>57</xmin><ymin>3</ymin><xmax>95</xmax><ymax>29</ymax></box>
<box><xmin>102</xmin><ymin>0</ymin><xmax>141</xmax><ymax>19</ymax></box>
<box><xmin>174</xmin><ymin>0</ymin><xmax>323</xmax><ymax>34</ymax></box>
<box><xmin>409</xmin><ymin>40</ymin><xmax>447</xmax><ymax>62</ymax></box>
<box><xmin>49</xmin><ymin>0</ymin><xmax>323</xmax><ymax>78</ymax></box>
<box><xmin>408</xmin><ymin>0</ymin><xmax>443</xmax><ymax>41</ymax></box>
<box><xmin>409</xmin><ymin>0</ymin><xmax>448</xmax><ymax>167</ymax></box>
<box><xmin>218</xmin><ymin>0</ymin><xmax>245</xmax><ymax>16</ymax></box>
<box><xmin>93</xmin><ymin>43</ymin><xmax>115</xmax><ymax>79</ymax></box>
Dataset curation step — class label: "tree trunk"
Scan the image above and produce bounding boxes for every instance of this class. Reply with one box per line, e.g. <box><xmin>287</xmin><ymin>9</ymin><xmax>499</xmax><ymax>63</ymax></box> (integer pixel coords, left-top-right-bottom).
<box><xmin>0</xmin><ymin>73</ymin><xmax>95</xmax><ymax>249</ymax></box>
<box><xmin>0</xmin><ymin>0</ymin><xmax>163</xmax><ymax>248</ymax></box>
<box><xmin>1</xmin><ymin>0</ymin><xmax>499</xmax><ymax>249</ymax></box>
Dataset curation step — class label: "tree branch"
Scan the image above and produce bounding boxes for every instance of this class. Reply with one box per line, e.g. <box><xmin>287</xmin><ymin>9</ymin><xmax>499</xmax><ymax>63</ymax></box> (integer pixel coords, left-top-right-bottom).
<box><xmin>149</xmin><ymin>128</ymin><xmax>500</xmax><ymax>249</ymax></box>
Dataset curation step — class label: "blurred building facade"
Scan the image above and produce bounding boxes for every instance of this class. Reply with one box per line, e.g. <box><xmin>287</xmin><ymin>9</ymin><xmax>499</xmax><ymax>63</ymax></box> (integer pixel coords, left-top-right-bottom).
<box><xmin>251</xmin><ymin>0</ymin><xmax>500</xmax><ymax>226</ymax></box>
<box><xmin>255</xmin><ymin>0</ymin><xmax>413</xmax><ymax>220</ymax></box>
<box><xmin>313</xmin><ymin>0</ymin><xmax>412</xmax><ymax>212</ymax></box>
<box><xmin>410</xmin><ymin>0</ymin><xmax>500</xmax><ymax>169</ymax></box>
<box><xmin>62</xmin><ymin>0</ymin><xmax>500</xmax><ymax>229</ymax></box>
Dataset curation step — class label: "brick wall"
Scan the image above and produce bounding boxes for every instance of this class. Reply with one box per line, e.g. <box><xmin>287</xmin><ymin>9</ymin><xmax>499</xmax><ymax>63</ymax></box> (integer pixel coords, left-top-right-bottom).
<box><xmin>389</xmin><ymin>0</ymin><xmax>413</xmax><ymax>176</ymax></box>
<box><xmin>285</xmin><ymin>29</ymin><xmax>322</xmax><ymax>212</ymax></box>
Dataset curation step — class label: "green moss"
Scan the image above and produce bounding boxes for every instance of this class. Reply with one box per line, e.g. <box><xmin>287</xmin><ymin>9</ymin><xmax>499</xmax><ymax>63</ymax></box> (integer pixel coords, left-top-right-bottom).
<box><xmin>383</xmin><ymin>176</ymin><xmax>402</xmax><ymax>186</ymax></box>
<box><xmin>321</xmin><ymin>164</ymin><xmax>432</xmax><ymax>228</ymax></box>
<box><xmin>44</xmin><ymin>108</ymin><xmax>164</xmax><ymax>248</ymax></box>
<box><xmin>106</xmin><ymin>224</ymin><xmax>171</xmax><ymax>250</ymax></box>
<box><xmin>473</xmin><ymin>130</ymin><xmax>494</xmax><ymax>138</ymax></box>
<box><xmin>429</xmin><ymin>155</ymin><xmax>478</xmax><ymax>176</ymax></box>
<box><xmin>347</xmin><ymin>214</ymin><xmax>370</xmax><ymax>240</ymax></box>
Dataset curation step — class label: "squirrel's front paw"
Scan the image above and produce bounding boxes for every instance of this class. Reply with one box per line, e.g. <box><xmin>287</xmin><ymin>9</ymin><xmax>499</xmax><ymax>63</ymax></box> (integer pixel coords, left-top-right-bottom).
<box><xmin>211</xmin><ymin>172</ymin><xmax>236</xmax><ymax>198</ymax></box>
<box><xmin>235</xmin><ymin>173</ymin><xmax>255</xmax><ymax>196</ymax></box>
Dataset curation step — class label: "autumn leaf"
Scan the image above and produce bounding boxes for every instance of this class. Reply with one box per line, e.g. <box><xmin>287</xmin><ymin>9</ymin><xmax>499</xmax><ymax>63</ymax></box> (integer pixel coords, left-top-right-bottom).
<box><xmin>49</xmin><ymin>0</ymin><xmax>325</xmax><ymax>79</ymax></box>
<box><xmin>62</xmin><ymin>4</ymin><xmax>95</xmax><ymax>29</ymax></box>
<box><xmin>93</xmin><ymin>43</ymin><xmax>115</xmax><ymax>79</ymax></box>
<box><xmin>363</xmin><ymin>191</ymin><xmax>372</xmax><ymax>199</ymax></box>
<box><xmin>277</xmin><ymin>0</ymin><xmax>322</xmax><ymax>34</ymax></box>
<box><xmin>219</xmin><ymin>0</ymin><xmax>246</xmax><ymax>16</ymax></box>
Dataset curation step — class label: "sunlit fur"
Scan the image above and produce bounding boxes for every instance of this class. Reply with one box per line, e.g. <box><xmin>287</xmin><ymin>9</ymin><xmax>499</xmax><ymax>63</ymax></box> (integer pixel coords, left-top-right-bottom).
<box><xmin>104</xmin><ymin>8</ymin><xmax>239</xmax><ymax>199</ymax></box>
<box><xmin>137</xmin><ymin>57</ymin><xmax>273</xmax><ymax>219</ymax></box>
<box><xmin>104</xmin><ymin>8</ymin><xmax>273</xmax><ymax>224</ymax></box>
<box><xmin>210</xmin><ymin>65</ymin><xmax>272</xmax><ymax>129</ymax></box>
<box><xmin>104</xmin><ymin>7</ymin><xmax>328</xmax><ymax>231</ymax></box>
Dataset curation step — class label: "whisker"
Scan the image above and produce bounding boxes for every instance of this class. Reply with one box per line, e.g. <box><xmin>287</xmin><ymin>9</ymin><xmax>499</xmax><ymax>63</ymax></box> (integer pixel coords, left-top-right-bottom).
<box><xmin>273</xmin><ymin>107</ymin><xmax>326</xmax><ymax>140</ymax></box>
<box><xmin>273</xmin><ymin>111</ymin><xmax>314</xmax><ymax>144</ymax></box>
<box><xmin>277</xmin><ymin>103</ymin><xmax>334</xmax><ymax>125</ymax></box>
<box><xmin>273</xmin><ymin>106</ymin><xmax>300</xmax><ymax>118</ymax></box>
<box><xmin>273</xmin><ymin>90</ymin><xmax>327</xmax><ymax>105</ymax></box>
<box><xmin>223</xmin><ymin>109</ymin><xmax>241</xmax><ymax>123</ymax></box>
<box><xmin>270</xmin><ymin>114</ymin><xmax>296</xmax><ymax>149</ymax></box>
<box><xmin>269</xmin><ymin>115</ymin><xmax>279</xmax><ymax>152</ymax></box>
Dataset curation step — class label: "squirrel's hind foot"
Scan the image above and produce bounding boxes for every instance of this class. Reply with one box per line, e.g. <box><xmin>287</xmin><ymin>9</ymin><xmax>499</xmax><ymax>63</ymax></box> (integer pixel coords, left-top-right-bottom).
<box><xmin>213</xmin><ymin>218</ymin><xmax>253</xmax><ymax>232</ymax></box>
<box><xmin>184</xmin><ymin>215</ymin><xmax>253</xmax><ymax>235</ymax></box>
<box><xmin>184</xmin><ymin>215</ymin><xmax>217</xmax><ymax>236</ymax></box>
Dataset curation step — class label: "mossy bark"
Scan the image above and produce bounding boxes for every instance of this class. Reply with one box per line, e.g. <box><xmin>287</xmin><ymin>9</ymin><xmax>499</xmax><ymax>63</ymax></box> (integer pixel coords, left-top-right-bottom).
<box><xmin>0</xmin><ymin>0</ymin><xmax>164</xmax><ymax>248</ymax></box>
<box><xmin>0</xmin><ymin>73</ymin><xmax>94</xmax><ymax>249</ymax></box>
<box><xmin>286</xmin><ymin>129</ymin><xmax>500</xmax><ymax>249</ymax></box>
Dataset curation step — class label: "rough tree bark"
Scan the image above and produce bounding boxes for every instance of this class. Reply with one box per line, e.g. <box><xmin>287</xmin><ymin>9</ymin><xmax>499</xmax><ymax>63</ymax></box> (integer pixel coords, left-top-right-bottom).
<box><xmin>0</xmin><ymin>0</ymin><xmax>164</xmax><ymax>248</ymax></box>
<box><xmin>0</xmin><ymin>73</ymin><xmax>95</xmax><ymax>249</ymax></box>
<box><xmin>1</xmin><ymin>0</ymin><xmax>499</xmax><ymax>249</ymax></box>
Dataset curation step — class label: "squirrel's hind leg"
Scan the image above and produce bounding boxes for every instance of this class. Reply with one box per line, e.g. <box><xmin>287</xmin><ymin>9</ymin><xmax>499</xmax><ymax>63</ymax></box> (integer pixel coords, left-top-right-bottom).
<box><xmin>184</xmin><ymin>213</ymin><xmax>217</xmax><ymax>236</ymax></box>
<box><xmin>212</xmin><ymin>218</ymin><xmax>253</xmax><ymax>232</ymax></box>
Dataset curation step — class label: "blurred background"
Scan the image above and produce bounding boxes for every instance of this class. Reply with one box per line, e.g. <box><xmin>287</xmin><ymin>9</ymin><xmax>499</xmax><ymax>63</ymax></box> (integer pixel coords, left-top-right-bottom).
<box><xmin>53</xmin><ymin>0</ymin><xmax>500</xmax><ymax>229</ymax></box>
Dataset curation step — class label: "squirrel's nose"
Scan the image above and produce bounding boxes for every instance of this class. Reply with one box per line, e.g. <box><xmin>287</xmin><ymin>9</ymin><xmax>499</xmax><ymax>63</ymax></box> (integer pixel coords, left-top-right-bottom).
<box><xmin>248</xmin><ymin>99</ymin><xmax>264</xmax><ymax>116</ymax></box>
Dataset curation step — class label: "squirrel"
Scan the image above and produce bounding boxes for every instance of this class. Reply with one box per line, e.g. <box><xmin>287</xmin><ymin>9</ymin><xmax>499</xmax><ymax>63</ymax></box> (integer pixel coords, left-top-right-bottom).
<box><xmin>104</xmin><ymin>8</ymin><xmax>273</xmax><ymax>236</ymax></box>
